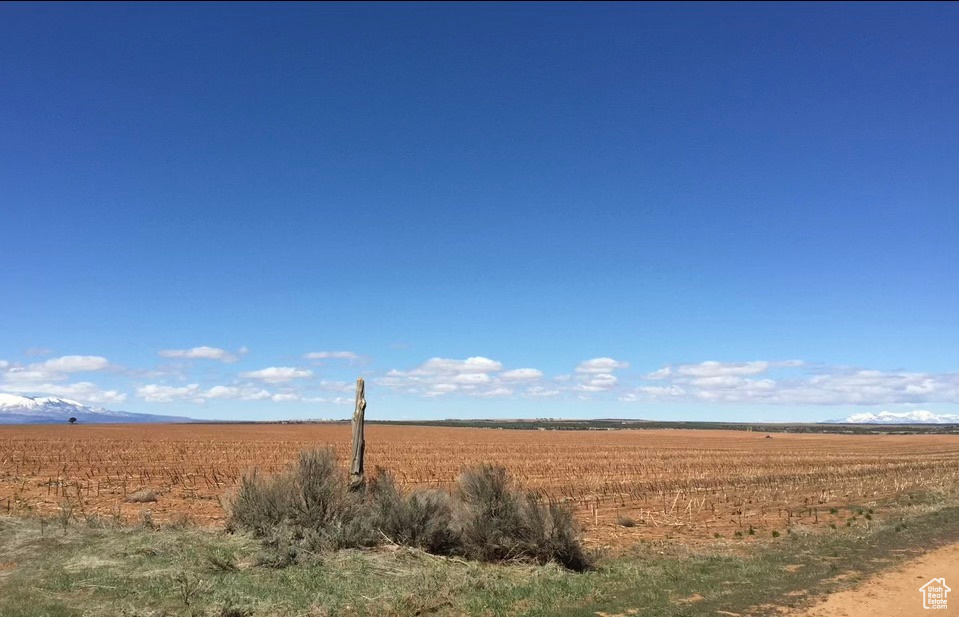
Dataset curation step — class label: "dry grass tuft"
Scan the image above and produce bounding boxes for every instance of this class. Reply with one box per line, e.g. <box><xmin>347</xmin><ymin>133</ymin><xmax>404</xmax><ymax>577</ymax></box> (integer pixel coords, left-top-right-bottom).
<box><xmin>126</xmin><ymin>489</ymin><xmax>157</xmax><ymax>503</ymax></box>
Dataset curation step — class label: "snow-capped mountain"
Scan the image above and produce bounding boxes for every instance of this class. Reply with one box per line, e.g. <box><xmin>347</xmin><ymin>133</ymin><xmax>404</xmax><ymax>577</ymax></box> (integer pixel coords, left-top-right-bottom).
<box><xmin>829</xmin><ymin>410</ymin><xmax>959</xmax><ymax>424</ymax></box>
<box><xmin>0</xmin><ymin>393</ymin><xmax>194</xmax><ymax>424</ymax></box>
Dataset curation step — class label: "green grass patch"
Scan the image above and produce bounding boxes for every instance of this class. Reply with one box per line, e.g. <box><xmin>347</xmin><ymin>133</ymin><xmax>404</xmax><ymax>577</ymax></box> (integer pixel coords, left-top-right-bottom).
<box><xmin>2</xmin><ymin>501</ymin><xmax>959</xmax><ymax>616</ymax></box>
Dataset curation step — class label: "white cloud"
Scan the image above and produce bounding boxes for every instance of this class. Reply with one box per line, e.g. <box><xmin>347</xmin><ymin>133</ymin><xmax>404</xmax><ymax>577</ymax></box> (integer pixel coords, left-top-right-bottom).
<box><xmin>642</xmin><ymin>385</ymin><xmax>686</xmax><ymax>397</ymax></box>
<box><xmin>675</xmin><ymin>361</ymin><xmax>769</xmax><ymax>377</ymax></box>
<box><xmin>621</xmin><ymin>361</ymin><xmax>959</xmax><ymax>407</ymax></box>
<box><xmin>569</xmin><ymin>358</ymin><xmax>629</xmax><ymax>396</ymax></box>
<box><xmin>2</xmin><ymin>355</ymin><xmax>112</xmax><ymax>385</ymax></box>
<box><xmin>137</xmin><ymin>384</ymin><xmax>202</xmax><ymax>403</ymax></box>
<box><xmin>203</xmin><ymin>385</ymin><xmax>272</xmax><ymax>401</ymax></box>
<box><xmin>379</xmin><ymin>356</ymin><xmax>503</xmax><ymax>385</ymax></box>
<box><xmin>240</xmin><ymin>367</ymin><xmax>313</xmax><ymax>383</ymax></box>
<box><xmin>840</xmin><ymin>410</ymin><xmax>959</xmax><ymax>424</ymax></box>
<box><xmin>524</xmin><ymin>386</ymin><xmax>561</xmax><ymax>398</ymax></box>
<box><xmin>645</xmin><ymin>360</ymin><xmax>804</xmax><ymax>380</ymax></box>
<box><xmin>619</xmin><ymin>385</ymin><xmax>687</xmax><ymax>402</ymax></box>
<box><xmin>204</xmin><ymin>386</ymin><xmax>236</xmax><ymax>399</ymax></box>
<box><xmin>424</xmin><ymin>383</ymin><xmax>460</xmax><ymax>397</ymax></box>
<box><xmin>576</xmin><ymin>358</ymin><xmax>629</xmax><ymax>374</ymax></box>
<box><xmin>453</xmin><ymin>373</ymin><xmax>492</xmax><ymax>384</ymax></box>
<box><xmin>319</xmin><ymin>380</ymin><xmax>355</xmax><ymax>393</ymax></box>
<box><xmin>691</xmin><ymin>375</ymin><xmax>749</xmax><ymax>388</ymax></box>
<box><xmin>301</xmin><ymin>396</ymin><xmax>353</xmax><ymax>405</ymax></box>
<box><xmin>304</xmin><ymin>351</ymin><xmax>361</xmax><ymax>361</ymax></box>
<box><xmin>473</xmin><ymin>387</ymin><xmax>513</xmax><ymax>398</ymax></box>
<box><xmin>245</xmin><ymin>389</ymin><xmax>274</xmax><ymax>401</ymax></box>
<box><xmin>39</xmin><ymin>347</ymin><xmax>947</xmax><ymax>411</ymax></box>
<box><xmin>137</xmin><ymin>383</ymin><xmax>273</xmax><ymax>403</ymax></box>
<box><xmin>381</xmin><ymin>356</ymin><xmax>631</xmax><ymax>399</ymax></box>
<box><xmin>692</xmin><ymin>377</ymin><xmax>778</xmax><ymax>401</ymax></box>
<box><xmin>417</xmin><ymin>357</ymin><xmax>503</xmax><ymax>374</ymax></box>
<box><xmin>158</xmin><ymin>346</ymin><xmax>246</xmax><ymax>363</ymax></box>
<box><xmin>767</xmin><ymin>370</ymin><xmax>959</xmax><ymax>406</ymax></box>
<box><xmin>3</xmin><ymin>369</ymin><xmax>56</xmax><ymax>383</ymax></box>
<box><xmin>3</xmin><ymin>381</ymin><xmax>126</xmax><ymax>404</ymax></box>
<box><xmin>376</xmin><ymin>356</ymin><xmax>539</xmax><ymax>398</ymax></box>
<box><xmin>501</xmin><ymin>368</ymin><xmax>543</xmax><ymax>381</ymax></box>
<box><xmin>0</xmin><ymin>361</ymin><xmax>8</xmax><ymax>369</ymax></box>
<box><xmin>272</xmin><ymin>393</ymin><xmax>300</xmax><ymax>402</ymax></box>
<box><xmin>41</xmin><ymin>355</ymin><xmax>110</xmax><ymax>372</ymax></box>
<box><xmin>645</xmin><ymin>367</ymin><xmax>672</xmax><ymax>380</ymax></box>
<box><xmin>576</xmin><ymin>373</ymin><xmax>619</xmax><ymax>392</ymax></box>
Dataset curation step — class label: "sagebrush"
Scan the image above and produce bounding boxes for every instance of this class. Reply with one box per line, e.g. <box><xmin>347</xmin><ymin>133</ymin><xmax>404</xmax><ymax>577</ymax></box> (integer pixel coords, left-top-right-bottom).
<box><xmin>229</xmin><ymin>448</ymin><xmax>591</xmax><ymax>570</ymax></box>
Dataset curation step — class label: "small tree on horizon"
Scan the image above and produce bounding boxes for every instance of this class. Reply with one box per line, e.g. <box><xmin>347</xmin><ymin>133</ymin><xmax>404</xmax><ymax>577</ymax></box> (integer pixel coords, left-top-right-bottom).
<box><xmin>68</xmin><ymin>417</ymin><xmax>77</xmax><ymax>424</ymax></box>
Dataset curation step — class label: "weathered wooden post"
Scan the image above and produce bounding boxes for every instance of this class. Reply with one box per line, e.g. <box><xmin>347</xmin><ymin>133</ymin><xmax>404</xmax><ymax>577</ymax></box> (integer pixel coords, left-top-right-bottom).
<box><xmin>349</xmin><ymin>377</ymin><xmax>366</xmax><ymax>491</ymax></box>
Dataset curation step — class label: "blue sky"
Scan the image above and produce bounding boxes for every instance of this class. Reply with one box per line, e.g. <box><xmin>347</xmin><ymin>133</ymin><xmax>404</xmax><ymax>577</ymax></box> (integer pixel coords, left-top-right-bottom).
<box><xmin>1</xmin><ymin>3</ymin><xmax>956</xmax><ymax>422</ymax></box>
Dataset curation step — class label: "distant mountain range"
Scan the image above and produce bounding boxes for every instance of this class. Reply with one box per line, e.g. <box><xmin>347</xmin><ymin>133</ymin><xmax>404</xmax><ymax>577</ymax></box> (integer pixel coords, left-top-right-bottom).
<box><xmin>0</xmin><ymin>394</ymin><xmax>195</xmax><ymax>424</ymax></box>
<box><xmin>828</xmin><ymin>410</ymin><xmax>959</xmax><ymax>424</ymax></box>
<box><xmin>3</xmin><ymin>393</ymin><xmax>955</xmax><ymax>427</ymax></box>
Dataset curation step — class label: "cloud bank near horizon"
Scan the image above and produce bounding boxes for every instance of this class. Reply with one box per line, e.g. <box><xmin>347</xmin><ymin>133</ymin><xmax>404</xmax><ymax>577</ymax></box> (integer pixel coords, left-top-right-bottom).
<box><xmin>1</xmin><ymin>349</ymin><xmax>956</xmax><ymax>417</ymax></box>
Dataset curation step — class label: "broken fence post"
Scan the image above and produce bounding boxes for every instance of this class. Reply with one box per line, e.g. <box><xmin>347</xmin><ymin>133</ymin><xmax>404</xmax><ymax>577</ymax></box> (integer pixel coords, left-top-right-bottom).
<box><xmin>349</xmin><ymin>377</ymin><xmax>366</xmax><ymax>491</ymax></box>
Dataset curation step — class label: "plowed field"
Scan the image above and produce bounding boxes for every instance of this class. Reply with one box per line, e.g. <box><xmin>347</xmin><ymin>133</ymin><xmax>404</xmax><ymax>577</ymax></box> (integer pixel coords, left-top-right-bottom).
<box><xmin>3</xmin><ymin>424</ymin><xmax>958</xmax><ymax>547</ymax></box>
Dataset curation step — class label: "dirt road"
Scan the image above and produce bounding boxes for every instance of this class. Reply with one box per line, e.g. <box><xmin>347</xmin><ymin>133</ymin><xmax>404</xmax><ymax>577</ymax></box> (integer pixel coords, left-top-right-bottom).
<box><xmin>790</xmin><ymin>542</ymin><xmax>959</xmax><ymax>616</ymax></box>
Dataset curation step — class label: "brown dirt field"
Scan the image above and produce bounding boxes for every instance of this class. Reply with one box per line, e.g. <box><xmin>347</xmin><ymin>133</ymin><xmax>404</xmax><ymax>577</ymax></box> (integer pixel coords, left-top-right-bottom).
<box><xmin>787</xmin><ymin>541</ymin><xmax>959</xmax><ymax>616</ymax></box>
<box><xmin>2</xmin><ymin>423</ymin><xmax>959</xmax><ymax>547</ymax></box>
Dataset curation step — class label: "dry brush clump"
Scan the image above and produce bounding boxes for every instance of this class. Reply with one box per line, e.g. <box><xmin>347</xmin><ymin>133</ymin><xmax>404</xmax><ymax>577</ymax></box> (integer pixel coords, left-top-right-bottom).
<box><xmin>228</xmin><ymin>449</ymin><xmax>375</xmax><ymax>555</ymax></box>
<box><xmin>125</xmin><ymin>488</ymin><xmax>157</xmax><ymax>503</ymax></box>
<box><xmin>228</xmin><ymin>448</ymin><xmax>591</xmax><ymax>571</ymax></box>
<box><xmin>367</xmin><ymin>470</ymin><xmax>461</xmax><ymax>555</ymax></box>
<box><xmin>455</xmin><ymin>463</ymin><xmax>591</xmax><ymax>571</ymax></box>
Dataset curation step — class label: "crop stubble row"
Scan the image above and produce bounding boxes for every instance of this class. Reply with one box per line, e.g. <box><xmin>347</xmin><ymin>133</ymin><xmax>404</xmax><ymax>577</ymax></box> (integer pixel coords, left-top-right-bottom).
<box><xmin>2</xmin><ymin>424</ymin><xmax>958</xmax><ymax>545</ymax></box>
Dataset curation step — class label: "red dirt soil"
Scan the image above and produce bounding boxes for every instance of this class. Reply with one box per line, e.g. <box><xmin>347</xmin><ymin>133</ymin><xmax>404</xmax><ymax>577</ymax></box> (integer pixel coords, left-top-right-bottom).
<box><xmin>2</xmin><ymin>424</ymin><xmax>958</xmax><ymax>547</ymax></box>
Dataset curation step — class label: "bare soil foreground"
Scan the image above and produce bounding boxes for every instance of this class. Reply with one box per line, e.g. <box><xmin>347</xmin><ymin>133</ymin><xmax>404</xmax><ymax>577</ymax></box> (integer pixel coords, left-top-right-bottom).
<box><xmin>788</xmin><ymin>541</ymin><xmax>959</xmax><ymax>617</ymax></box>
<box><xmin>3</xmin><ymin>424</ymin><xmax>959</xmax><ymax>547</ymax></box>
